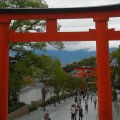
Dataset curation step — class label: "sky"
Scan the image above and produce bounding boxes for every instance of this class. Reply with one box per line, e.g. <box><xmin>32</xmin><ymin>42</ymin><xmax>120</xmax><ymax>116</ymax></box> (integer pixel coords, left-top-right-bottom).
<box><xmin>44</xmin><ymin>0</ymin><xmax>120</xmax><ymax>51</ymax></box>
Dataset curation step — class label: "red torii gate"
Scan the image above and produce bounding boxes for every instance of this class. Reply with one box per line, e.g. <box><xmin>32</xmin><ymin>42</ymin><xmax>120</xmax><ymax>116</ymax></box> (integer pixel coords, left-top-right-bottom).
<box><xmin>0</xmin><ymin>4</ymin><xmax>120</xmax><ymax>120</ymax></box>
<box><xmin>74</xmin><ymin>67</ymin><xmax>96</xmax><ymax>79</ymax></box>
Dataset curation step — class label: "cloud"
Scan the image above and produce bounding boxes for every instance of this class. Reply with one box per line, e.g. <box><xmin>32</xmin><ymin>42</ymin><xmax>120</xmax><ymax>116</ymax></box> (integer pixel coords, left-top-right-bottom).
<box><xmin>57</xmin><ymin>18</ymin><xmax>120</xmax><ymax>51</ymax></box>
<box><xmin>45</xmin><ymin>0</ymin><xmax>120</xmax><ymax>51</ymax></box>
<box><xmin>63</xmin><ymin>41</ymin><xmax>96</xmax><ymax>51</ymax></box>
<box><xmin>47</xmin><ymin>41</ymin><xmax>120</xmax><ymax>52</ymax></box>
<box><xmin>109</xmin><ymin>41</ymin><xmax>120</xmax><ymax>48</ymax></box>
<box><xmin>46</xmin><ymin>41</ymin><xmax>120</xmax><ymax>52</ymax></box>
<box><xmin>45</xmin><ymin>0</ymin><xmax>120</xmax><ymax>8</ymax></box>
<box><xmin>47</xmin><ymin>18</ymin><xmax>120</xmax><ymax>51</ymax></box>
<box><xmin>58</xmin><ymin>19</ymin><xmax>95</xmax><ymax>32</ymax></box>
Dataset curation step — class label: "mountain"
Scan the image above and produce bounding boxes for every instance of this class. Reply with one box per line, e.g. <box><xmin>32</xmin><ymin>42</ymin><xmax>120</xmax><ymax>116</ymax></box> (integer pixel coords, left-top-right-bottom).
<box><xmin>34</xmin><ymin>48</ymin><xmax>117</xmax><ymax>65</ymax></box>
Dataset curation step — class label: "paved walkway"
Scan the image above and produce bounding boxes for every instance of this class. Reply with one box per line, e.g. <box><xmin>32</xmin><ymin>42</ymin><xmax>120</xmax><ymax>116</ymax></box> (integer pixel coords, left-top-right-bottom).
<box><xmin>14</xmin><ymin>96</ymin><xmax>120</xmax><ymax>120</ymax></box>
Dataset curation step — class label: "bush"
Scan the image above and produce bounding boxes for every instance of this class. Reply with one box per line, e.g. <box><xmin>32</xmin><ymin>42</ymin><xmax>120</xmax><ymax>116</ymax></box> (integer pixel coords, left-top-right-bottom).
<box><xmin>49</xmin><ymin>96</ymin><xmax>57</xmax><ymax>104</ymax></box>
<box><xmin>8</xmin><ymin>102</ymin><xmax>25</xmax><ymax>113</ymax></box>
<box><xmin>40</xmin><ymin>101</ymin><xmax>48</xmax><ymax>107</ymax></box>
<box><xmin>30</xmin><ymin>106</ymin><xmax>38</xmax><ymax>112</ymax></box>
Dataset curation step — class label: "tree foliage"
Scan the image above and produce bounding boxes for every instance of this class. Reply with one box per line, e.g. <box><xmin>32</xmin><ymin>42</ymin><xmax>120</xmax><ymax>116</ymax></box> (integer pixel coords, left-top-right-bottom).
<box><xmin>0</xmin><ymin>0</ymin><xmax>64</xmax><ymax>52</ymax></box>
<box><xmin>63</xmin><ymin>56</ymin><xmax>96</xmax><ymax>72</ymax></box>
<box><xmin>1</xmin><ymin>0</ymin><xmax>65</xmax><ymax>104</ymax></box>
<box><xmin>0</xmin><ymin>0</ymin><xmax>48</xmax><ymax>8</ymax></box>
<box><xmin>111</xmin><ymin>46</ymin><xmax>120</xmax><ymax>86</ymax></box>
<box><xmin>49</xmin><ymin>58</ymin><xmax>63</xmax><ymax>103</ymax></box>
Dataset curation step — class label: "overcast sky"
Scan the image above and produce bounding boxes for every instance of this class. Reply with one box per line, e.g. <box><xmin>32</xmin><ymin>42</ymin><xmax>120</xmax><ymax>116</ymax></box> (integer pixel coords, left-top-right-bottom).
<box><xmin>44</xmin><ymin>0</ymin><xmax>120</xmax><ymax>51</ymax></box>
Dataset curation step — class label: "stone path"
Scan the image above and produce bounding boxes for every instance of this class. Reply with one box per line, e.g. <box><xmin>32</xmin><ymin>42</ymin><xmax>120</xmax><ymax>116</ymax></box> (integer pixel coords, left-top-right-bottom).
<box><xmin>14</xmin><ymin>96</ymin><xmax>120</xmax><ymax>120</ymax></box>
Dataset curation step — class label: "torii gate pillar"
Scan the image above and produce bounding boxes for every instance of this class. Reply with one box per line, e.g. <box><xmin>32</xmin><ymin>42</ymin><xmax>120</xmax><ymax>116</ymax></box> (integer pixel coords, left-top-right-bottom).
<box><xmin>95</xmin><ymin>18</ymin><xmax>112</xmax><ymax>120</ymax></box>
<box><xmin>0</xmin><ymin>20</ymin><xmax>10</xmax><ymax>120</ymax></box>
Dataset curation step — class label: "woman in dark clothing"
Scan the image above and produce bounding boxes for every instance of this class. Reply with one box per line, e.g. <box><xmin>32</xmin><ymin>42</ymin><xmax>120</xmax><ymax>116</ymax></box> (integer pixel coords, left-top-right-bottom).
<box><xmin>78</xmin><ymin>106</ymin><xmax>84</xmax><ymax>120</ymax></box>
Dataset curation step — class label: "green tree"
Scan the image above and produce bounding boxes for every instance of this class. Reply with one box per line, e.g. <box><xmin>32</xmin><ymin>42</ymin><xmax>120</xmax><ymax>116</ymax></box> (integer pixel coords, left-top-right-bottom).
<box><xmin>0</xmin><ymin>0</ymin><xmax>64</xmax><ymax>60</ymax></box>
<box><xmin>77</xmin><ymin>57</ymin><xmax>96</xmax><ymax>67</ymax></box>
<box><xmin>63</xmin><ymin>57</ymin><xmax>96</xmax><ymax>72</ymax></box>
<box><xmin>50</xmin><ymin>58</ymin><xmax>65</xmax><ymax>105</ymax></box>
<box><xmin>111</xmin><ymin>46</ymin><xmax>120</xmax><ymax>87</ymax></box>
<box><xmin>3</xmin><ymin>0</ymin><xmax>64</xmax><ymax>105</ymax></box>
<box><xmin>9</xmin><ymin>51</ymin><xmax>38</xmax><ymax>104</ymax></box>
<box><xmin>37</xmin><ymin>55</ymin><xmax>53</xmax><ymax>111</ymax></box>
<box><xmin>64</xmin><ymin>75</ymin><xmax>87</xmax><ymax>98</ymax></box>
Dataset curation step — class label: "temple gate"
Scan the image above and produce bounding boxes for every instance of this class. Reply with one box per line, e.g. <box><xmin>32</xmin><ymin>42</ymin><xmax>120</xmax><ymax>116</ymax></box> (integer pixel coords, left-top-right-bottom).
<box><xmin>74</xmin><ymin>67</ymin><xmax>96</xmax><ymax>79</ymax></box>
<box><xmin>1</xmin><ymin>4</ymin><xmax>120</xmax><ymax>120</ymax></box>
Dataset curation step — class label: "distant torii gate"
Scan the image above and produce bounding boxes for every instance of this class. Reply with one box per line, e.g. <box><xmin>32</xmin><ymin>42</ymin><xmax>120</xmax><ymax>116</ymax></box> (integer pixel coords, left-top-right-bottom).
<box><xmin>1</xmin><ymin>4</ymin><xmax>120</xmax><ymax>120</ymax></box>
<box><xmin>74</xmin><ymin>67</ymin><xmax>96</xmax><ymax>79</ymax></box>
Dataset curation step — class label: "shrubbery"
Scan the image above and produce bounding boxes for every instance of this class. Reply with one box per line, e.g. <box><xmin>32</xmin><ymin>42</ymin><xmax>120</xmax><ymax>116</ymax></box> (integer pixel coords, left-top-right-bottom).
<box><xmin>29</xmin><ymin>106</ymin><xmax>38</xmax><ymax>112</ymax></box>
<box><xmin>9</xmin><ymin>93</ymin><xmax>71</xmax><ymax>113</ymax></box>
<box><xmin>8</xmin><ymin>102</ymin><xmax>25</xmax><ymax>113</ymax></box>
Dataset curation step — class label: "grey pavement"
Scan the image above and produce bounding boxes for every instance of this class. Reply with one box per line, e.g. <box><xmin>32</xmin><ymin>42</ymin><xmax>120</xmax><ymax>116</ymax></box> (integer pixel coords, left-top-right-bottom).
<box><xmin>14</xmin><ymin>97</ymin><xmax>120</xmax><ymax>120</ymax></box>
<box><xmin>14</xmin><ymin>99</ymin><xmax>73</xmax><ymax>120</ymax></box>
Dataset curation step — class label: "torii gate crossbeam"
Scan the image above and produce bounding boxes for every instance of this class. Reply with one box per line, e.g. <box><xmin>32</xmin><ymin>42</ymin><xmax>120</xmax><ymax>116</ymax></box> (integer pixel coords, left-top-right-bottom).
<box><xmin>1</xmin><ymin>4</ymin><xmax>120</xmax><ymax>120</ymax></box>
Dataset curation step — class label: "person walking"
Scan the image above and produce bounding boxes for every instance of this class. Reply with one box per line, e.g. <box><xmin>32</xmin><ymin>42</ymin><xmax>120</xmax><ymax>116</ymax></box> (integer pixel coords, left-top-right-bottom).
<box><xmin>74</xmin><ymin>96</ymin><xmax>77</xmax><ymax>103</ymax></box>
<box><xmin>90</xmin><ymin>93</ymin><xmax>93</xmax><ymax>102</ymax></box>
<box><xmin>78</xmin><ymin>106</ymin><xmax>84</xmax><ymax>120</ymax></box>
<box><xmin>74</xmin><ymin>104</ymin><xmax>78</xmax><ymax>120</ymax></box>
<box><xmin>77</xmin><ymin>99</ymin><xmax>81</xmax><ymax>110</ymax></box>
<box><xmin>70</xmin><ymin>104</ymin><xmax>76</xmax><ymax>120</ymax></box>
<box><xmin>44</xmin><ymin>113</ymin><xmax>51</xmax><ymax>120</ymax></box>
<box><xmin>85</xmin><ymin>98</ymin><xmax>88</xmax><ymax>112</ymax></box>
<box><xmin>83</xmin><ymin>94</ymin><xmax>85</xmax><ymax>101</ymax></box>
<box><xmin>93</xmin><ymin>97</ymin><xmax>97</xmax><ymax>109</ymax></box>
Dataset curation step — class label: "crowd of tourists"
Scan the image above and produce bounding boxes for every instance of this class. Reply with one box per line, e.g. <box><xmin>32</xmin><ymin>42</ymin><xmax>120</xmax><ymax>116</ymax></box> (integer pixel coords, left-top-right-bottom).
<box><xmin>43</xmin><ymin>90</ymin><xmax>97</xmax><ymax>120</ymax></box>
<box><xmin>70</xmin><ymin>90</ymin><xmax>97</xmax><ymax>120</ymax></box>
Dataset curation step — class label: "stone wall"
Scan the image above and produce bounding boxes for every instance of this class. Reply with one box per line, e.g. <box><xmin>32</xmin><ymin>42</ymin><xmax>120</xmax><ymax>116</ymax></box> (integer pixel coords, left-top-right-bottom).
<box><xmin>8</xmin><ymin>105</ymin><xmax>28</xmax><ymax>120</ymax></box>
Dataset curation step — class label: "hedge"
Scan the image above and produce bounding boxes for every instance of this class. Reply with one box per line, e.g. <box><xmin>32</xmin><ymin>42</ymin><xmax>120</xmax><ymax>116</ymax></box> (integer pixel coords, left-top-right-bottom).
<box><xmin>8</xmin><ymin>102</ymin><xmax>25</xmax><ymax>113</ymax></box>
